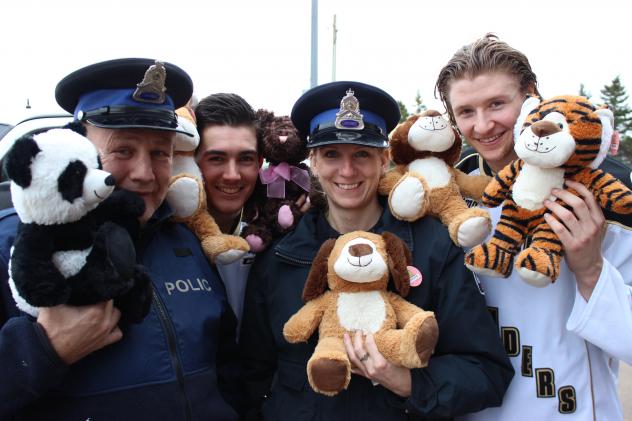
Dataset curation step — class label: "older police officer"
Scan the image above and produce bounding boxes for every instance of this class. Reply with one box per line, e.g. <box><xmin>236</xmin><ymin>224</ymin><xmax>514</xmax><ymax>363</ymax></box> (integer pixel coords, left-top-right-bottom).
<box><xmin>0</xmin><ymin>59</ymin><xmax>240</xmax><ymax>420</ymax></box>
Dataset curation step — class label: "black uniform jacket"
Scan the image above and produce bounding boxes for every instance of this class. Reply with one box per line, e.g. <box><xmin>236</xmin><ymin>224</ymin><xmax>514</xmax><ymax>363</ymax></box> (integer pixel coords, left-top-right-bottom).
<box><xmin>240</xmin><ymin>202</ymin><xmax>513</xmax><ymax>420</ymax></box>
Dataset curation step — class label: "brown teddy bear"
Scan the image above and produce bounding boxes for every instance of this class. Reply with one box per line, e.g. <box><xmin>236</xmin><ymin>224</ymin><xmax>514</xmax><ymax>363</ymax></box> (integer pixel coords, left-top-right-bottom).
<box><xmin>166</xmin><ymin>106</ymin><xmax>250</xmax><ymax>263</ymax></box>
<box><xmin>242</xmin><ymin>109</ymin><xmax>311</xmax><ymax>252</ymax></box>
<box><xmin>378</xmin><ymin>110</ymin><xmax>492</xmax><ymax>247</ymax></box>
<box><xmin>283</xmin><ymin>231</ymin><xmax>438</xmax><ymax>396</ymax></box>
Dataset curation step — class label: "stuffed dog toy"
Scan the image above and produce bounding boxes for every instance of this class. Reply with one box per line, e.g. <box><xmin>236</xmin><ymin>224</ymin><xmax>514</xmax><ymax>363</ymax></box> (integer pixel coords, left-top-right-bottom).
<box><xmin>466</xmin><ymin>95</ymin><xmax>632</xmax><ymax>286</ymax></box>
<box><xmin>166</xmin><ymin>106</ymin><xmax>250</xmax><ymax>264</ymax></box>
<box><xmin>379</xmin><ymin>110</ymin><xmax>492</xmax><ymax>247</ymax></box>
<box><xmin>283</xmin><ymin>231</ymin><xmax>438</xmax><ymax>396</ymax></box>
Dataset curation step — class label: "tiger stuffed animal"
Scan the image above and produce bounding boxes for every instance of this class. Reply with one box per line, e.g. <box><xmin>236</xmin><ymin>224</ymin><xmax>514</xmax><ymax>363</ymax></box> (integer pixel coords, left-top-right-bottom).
<box><xmin>465</xmin><ymin>95</ymin><xmax>632</xmax><ymax>287</ymax></box>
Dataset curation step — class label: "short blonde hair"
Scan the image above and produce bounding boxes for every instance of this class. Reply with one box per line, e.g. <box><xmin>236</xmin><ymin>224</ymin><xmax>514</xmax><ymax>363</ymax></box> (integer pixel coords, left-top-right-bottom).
<box><xmin>435</xmin><ymin>33</ymin><xmax>539</xmax><ymax>126</ymax></box>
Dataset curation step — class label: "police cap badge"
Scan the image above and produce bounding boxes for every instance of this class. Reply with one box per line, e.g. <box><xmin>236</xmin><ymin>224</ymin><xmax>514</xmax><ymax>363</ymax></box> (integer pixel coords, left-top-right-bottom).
<box><xmin>55</xmin><ymin>58</ymin><xmax>193</xmax><ymax>135</ymax></box>
<box><xmin>291</xmin><ymin>81</ymin><xmax>400</xmax><ymax>149</ymax></box>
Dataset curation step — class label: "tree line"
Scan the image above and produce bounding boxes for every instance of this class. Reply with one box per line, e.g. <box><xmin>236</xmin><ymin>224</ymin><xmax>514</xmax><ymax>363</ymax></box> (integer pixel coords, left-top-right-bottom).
<box><xmin>591</xmin><ymin>77</ymin><xmax>632</xmax><ymax>165</ymax></box>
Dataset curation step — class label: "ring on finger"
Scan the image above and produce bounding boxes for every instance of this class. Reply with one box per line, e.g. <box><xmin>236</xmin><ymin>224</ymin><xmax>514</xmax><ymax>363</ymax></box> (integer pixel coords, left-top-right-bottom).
<box><xmin>359</xmin><ymin>353</ymin><xmax>369</xmax><ymax>362</ymax></box>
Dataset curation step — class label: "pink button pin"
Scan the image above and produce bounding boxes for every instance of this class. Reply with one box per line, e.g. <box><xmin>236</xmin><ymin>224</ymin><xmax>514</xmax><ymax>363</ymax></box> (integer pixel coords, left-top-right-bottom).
<box><xmin>407</xmin><ymin>266</ymin><xmax>423</xmax><ymax>287</ymax></box>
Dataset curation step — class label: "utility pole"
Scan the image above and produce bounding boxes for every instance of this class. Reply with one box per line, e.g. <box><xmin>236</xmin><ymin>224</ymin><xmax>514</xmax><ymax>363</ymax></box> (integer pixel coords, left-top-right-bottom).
<box><xmin>25</xmin><ymin>98</ymin><xmax>31</xmax><ymax>109</ymax></box>
<box><xmin>310</xmin><ymin>0</ymin><xmax>318</xmax><ymax>88</ymax></box>
<box><xmin>332</xmin><ymin>14</ymin><xmax>337</xmax><ymax>82</ymax></box>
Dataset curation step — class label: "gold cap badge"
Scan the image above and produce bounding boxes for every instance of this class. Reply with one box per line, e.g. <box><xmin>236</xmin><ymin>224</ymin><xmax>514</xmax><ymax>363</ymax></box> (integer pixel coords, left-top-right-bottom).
<box><xmin>133</xmin><ymin>60</ymin><xmax>167</xmax><ymax>104</ymax></box>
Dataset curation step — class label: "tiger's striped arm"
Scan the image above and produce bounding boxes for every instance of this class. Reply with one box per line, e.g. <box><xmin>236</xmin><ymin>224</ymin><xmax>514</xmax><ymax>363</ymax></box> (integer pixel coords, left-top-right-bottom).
<box><xmin>574</xmin><ymin>168</ymin><xmax>632</xmax><ymax>214</ymax></box>
<box><xmin>481</xmin><ymin>160</ymin><xmax>523</xmax><ymax>208</ymax></box>
<box><xmin>573</xmin><ymin>168</ymin><xmax>632</xmax><ymax>214</ymax></box>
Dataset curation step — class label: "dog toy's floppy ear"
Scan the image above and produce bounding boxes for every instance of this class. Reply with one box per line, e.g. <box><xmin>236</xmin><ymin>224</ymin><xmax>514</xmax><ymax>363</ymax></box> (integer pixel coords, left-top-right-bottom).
<box><xmin>382</xmin><ymin>231</ymin><xmax>413</xmax><ymax>297</ymax></box>
<box><xmin>302</xmin><ymin>238</ymin><xmax>336</xmax><ymax>302</ymax></box>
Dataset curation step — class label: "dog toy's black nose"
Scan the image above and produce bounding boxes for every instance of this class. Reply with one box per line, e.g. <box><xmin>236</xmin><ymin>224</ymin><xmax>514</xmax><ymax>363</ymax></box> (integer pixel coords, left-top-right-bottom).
<box><xmin>105</xmin><ymin>175</ymin><xmax>116</xmax><ymax>186</ymax></box>
<box><xmin>349</xmin><ymin>244</ymin><xmax>372</xmax><ymax>257</ymax></box>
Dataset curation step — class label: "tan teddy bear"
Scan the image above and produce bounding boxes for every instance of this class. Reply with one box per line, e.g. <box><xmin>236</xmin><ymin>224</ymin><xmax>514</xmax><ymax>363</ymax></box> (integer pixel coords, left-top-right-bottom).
<box><xmin>165</xmin><ymin>106</ymin><xmax>250</xmax><ymax>264</ymax></box>
<box><xmin>283</xmin><ymin>231</ymin><xmax>438</xmax><ymax>396</ymax></box>
<box><xmin>378</xmin><ymin>110</ymin><xmax>492</xmax><ymax>247</ymax></box>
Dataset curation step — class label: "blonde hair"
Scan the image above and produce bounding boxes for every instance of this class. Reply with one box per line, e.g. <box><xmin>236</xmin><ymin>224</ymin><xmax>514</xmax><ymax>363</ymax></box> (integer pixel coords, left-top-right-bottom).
<box><xmin>435</xmin><ymin>33</ymin><xmax>540</xmax><ymax>126</ymax></box>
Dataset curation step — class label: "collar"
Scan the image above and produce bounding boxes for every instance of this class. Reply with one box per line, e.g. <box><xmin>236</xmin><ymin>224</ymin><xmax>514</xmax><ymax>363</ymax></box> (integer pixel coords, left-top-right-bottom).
<box><xmin>230</xmin><ymin>208</ymin><xmax>244</xmax><ymax>236</ymax></box>
<box><xmin>455</xmin><ymin>149</ymin><xmax>494</xmax><ymax>177</ymax></box>
<box><xmin>138</xmin><ymin>202</ymin><xmax>173</xmax><ymax>249</ymax></box>
<box><xmin>479</xmin><ymin>155</ymin><xmax>494</xmax><ymax>177</ymax></box>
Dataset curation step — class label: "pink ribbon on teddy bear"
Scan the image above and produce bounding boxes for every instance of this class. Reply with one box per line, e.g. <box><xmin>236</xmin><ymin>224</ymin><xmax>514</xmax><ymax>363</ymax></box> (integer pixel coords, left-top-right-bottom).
<box><xmin>259</xmin><ymin>162</ymin><xmax>311</xmax><ymax>199</ymax></box>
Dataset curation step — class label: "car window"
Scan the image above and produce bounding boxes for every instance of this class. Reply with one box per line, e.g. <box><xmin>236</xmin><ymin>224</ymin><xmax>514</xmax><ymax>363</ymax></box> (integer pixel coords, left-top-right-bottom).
<box><xmin>0</xmin><ymin>114</ymin><xmax>73</xmax><ymax>182</ymax></box>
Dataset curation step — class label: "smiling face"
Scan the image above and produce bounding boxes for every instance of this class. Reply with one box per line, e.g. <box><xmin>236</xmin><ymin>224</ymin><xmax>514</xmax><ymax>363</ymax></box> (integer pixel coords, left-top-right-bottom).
<box><xmin>310</xmin><ymin>144</ymin><xmax>389</xmax><ymax>214</ymax></box>
<box><xmin>87</xmin><ymin>126</ymin><xmax>174</xmax><ymax>224</ymax></box>
<box><xmin>448</xmin><ymin>71</ymin><xmax>531</xmax><ymax>172</ymax></box>
<box><xmin>196</xmin><ymin>125</ymin><xmax>260</xmax><ymax>222</ymax></box>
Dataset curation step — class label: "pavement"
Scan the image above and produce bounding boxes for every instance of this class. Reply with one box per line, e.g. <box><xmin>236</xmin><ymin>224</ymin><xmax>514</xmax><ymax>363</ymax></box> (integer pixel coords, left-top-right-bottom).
<box><xmin>620</xmin><ymin>363</ymin><xmax>632</xmax><ymax>420</ymax></box>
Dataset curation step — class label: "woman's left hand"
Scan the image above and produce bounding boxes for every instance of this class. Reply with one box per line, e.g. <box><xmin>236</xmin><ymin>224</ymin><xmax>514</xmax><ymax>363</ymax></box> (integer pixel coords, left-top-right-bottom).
<box><xmin>543</xmin><ymin>180</ymin><xmax>606</xmax><ymax>300</ymax></box>
<box><xmin>343</xmin><ymin>331</ymin><xmax>412</xmax><ymax>398</ymax></box>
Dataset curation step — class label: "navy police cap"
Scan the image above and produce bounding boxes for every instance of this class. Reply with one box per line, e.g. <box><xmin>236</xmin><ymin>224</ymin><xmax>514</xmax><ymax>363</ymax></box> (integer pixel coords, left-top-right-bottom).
<box><xmin>55</xmin><ymin>58</ymin><xmax>193</xmax><ymax>135</ymax></box>
<box><xmin>291</xmin><ymin>81</ymin><xmax>400</xmax><ymax>149</ymax></box>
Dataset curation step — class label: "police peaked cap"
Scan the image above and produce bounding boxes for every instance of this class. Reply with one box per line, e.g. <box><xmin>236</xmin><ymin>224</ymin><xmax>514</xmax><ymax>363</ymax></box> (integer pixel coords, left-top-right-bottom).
<box><xmin>55</xmin><ymin>58</ymin><xmax>193</xmax><ymax>134</ymax></box>
<box><xmin>291</xmin><ymin>81</ymin><xmax>400</xmax><ymax>149</ymax></box>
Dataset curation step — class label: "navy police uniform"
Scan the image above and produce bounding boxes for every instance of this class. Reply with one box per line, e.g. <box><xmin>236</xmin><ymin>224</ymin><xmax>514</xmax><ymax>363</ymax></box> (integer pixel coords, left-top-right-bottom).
<box><xmin>239</xmin><ymin>81</ymin><xmax>513</xmax><ymax>420</ymax></box>
<box><xmin>0</xmin><ymin>59</ymin><xmax>240</xmax><ymax>420</ymax></box>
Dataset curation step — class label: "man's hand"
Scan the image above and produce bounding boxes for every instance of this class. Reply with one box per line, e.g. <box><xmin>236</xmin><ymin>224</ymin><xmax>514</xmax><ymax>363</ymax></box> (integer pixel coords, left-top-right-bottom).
<box><xmin>37</xmin><ymin>300</ymin><xmax>123</xmax><ymax>365</ymax></box>
<box><xmin>544</xmin><ymin>180</ymin><xmax>606</xmax><ymax>300</ymax></box>
<box><xmin>343</xmin><ymin>331</ymin><xmax>412</xmax><ymax>398</ymax></box>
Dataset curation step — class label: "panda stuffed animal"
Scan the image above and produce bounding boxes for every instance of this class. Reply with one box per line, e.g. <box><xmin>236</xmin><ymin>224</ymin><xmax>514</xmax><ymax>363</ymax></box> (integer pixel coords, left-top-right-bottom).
<box><xmin>5</xmin><ymin>127</ymin><xmax>152</xmax><ymax>324</ymax></box>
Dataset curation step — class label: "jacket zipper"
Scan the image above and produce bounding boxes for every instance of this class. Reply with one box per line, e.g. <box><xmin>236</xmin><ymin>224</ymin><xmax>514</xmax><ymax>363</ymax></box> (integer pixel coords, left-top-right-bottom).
<box><xmin>152</xmin><ymin>289</ymin><xmax>192</xmax><ymax>421</ymax></box>
<box><xmin>274</xmin><ymin>250</ymin><xmax>312</xmax><ymax>266</ymax></box>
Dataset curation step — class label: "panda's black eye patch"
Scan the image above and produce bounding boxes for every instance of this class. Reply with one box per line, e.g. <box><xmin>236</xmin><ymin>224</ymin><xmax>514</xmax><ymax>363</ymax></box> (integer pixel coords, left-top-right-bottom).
<box><xmin>97</xmin><ymin>155</ymin><xmax>103</xmax><ymax>170</ymax></box>
<box><xmin>58</xmin><ymin>160</ymin><xmax>87</xmax><ymax>203</ymax></box>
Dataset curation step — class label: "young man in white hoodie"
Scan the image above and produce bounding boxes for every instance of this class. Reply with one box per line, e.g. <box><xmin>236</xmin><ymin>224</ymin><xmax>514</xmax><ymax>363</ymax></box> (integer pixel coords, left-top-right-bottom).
<box><xmin>437</xmin><ymin>34</ymin><xmax>632</xmax><ymax>420</ymax></box>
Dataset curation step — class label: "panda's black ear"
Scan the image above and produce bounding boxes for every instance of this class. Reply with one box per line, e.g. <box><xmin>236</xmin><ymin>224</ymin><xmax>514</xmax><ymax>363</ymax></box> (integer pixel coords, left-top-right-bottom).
<box><xmin>62</xmin><ymin>121</ymin><xmax>87</xmax><ymax>136</ymax></box>
<box><xmin>4</xmin><ymin>136</ymin><xmax>41</xmax><ymax>188</ymax></box>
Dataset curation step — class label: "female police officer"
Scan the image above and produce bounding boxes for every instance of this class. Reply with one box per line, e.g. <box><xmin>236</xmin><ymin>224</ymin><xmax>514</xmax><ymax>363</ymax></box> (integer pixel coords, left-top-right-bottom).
<box><xmin>240</xmin><ymin>81</ymin><xmax>513</xmax><ymax>420</ymax></box>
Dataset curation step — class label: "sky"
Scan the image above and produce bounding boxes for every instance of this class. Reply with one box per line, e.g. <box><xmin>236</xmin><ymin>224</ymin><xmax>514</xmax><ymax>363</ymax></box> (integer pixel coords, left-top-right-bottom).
<box><xmin>1</xmin><ymin>0</ymin><xmax>631</xmax><ymax>125</ymax></box>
